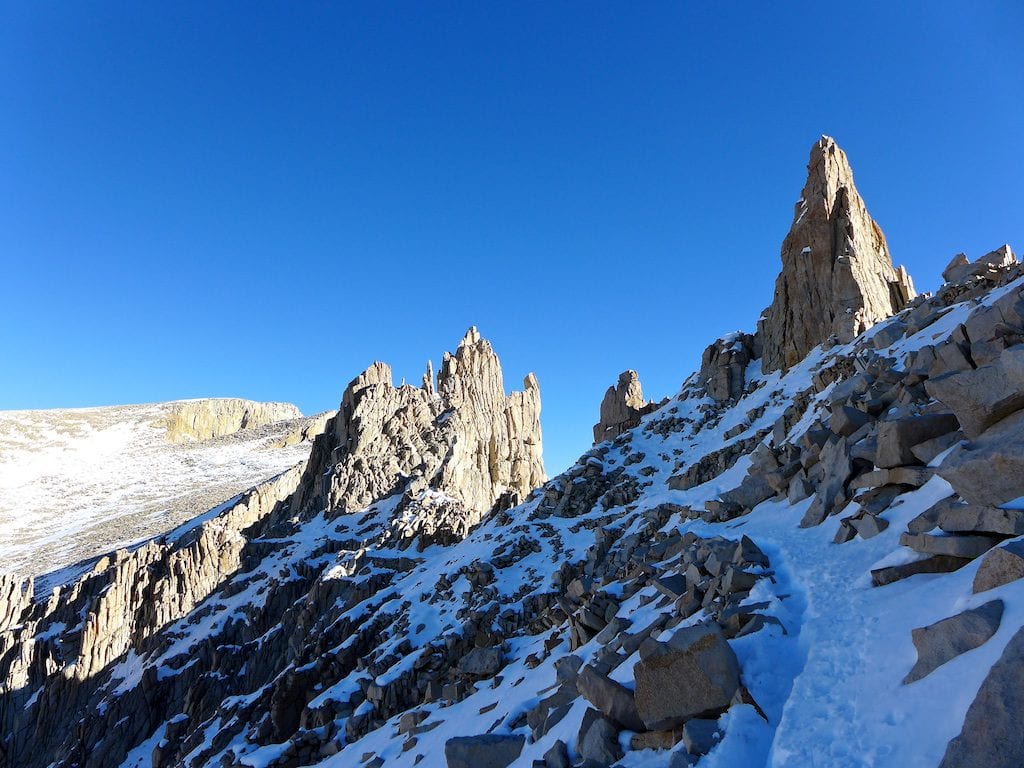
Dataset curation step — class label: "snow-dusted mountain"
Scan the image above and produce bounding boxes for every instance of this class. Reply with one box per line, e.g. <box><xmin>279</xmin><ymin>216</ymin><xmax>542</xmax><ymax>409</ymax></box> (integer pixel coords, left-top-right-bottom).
<box><xmin>3</xmin><ymin>138</ymin><xmax>1024</xmax><ymax>768</ymax></box>
<box><xmin>0</xmin><ymin>399</ymin><xmax>328</xmax><ymax>577</ymax></box>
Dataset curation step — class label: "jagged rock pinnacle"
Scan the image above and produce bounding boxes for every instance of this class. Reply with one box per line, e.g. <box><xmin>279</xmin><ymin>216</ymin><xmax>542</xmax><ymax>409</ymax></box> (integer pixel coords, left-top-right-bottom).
<box><xmin>593</xmin><ymin>370</ymin><xmax>656</xmax><ymax>444</ymax></box>
<box><xmin>758</xmin><ymin>136</ymin><xmax>916</xmax><ymax>372</ymax></box>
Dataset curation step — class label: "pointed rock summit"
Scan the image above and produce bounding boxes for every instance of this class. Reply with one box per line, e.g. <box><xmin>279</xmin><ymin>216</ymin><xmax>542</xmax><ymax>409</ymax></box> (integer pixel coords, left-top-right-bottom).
<box><xmin>758</xmin><ymin>136</ymin><xmax>916</xmax><ymax>372</ymax></box>
<box><xmin>593</xmin><ymin>370</ymin><xmax>657</xmax><ymax>443</ymax></box>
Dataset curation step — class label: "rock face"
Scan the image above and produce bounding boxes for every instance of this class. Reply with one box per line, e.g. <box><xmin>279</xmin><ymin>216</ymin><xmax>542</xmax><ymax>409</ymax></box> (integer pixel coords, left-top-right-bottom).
<box><xmin>165</xmin><ymin>398</ymin><xmax>302</xmax><ymax>442</ymax></box>
<box><xmin>758</xmin><ymin>136</ymin><xmax>916</xmax><ymax>372</ymax></box>
<box><xmin>295</xmin><ymin>327</ymin><xmax>546</xmax><ymax>534</ymax></box>
<box><xmin>593</xmin><ymin>370</ymin><xmax>657</xmax><ymax>443</ymax></box>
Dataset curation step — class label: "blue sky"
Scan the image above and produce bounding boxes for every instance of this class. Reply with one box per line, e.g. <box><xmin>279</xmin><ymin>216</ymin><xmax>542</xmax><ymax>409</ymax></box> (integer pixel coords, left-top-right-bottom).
<box><xmin>2</xmin><ymin>3</ymin><xmax>1022</xmax><ymax>473</ymax></box>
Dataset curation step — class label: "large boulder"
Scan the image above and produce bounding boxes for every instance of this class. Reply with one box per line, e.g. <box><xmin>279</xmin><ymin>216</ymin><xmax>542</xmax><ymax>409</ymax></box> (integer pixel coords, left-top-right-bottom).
<box><xmin>973</xmin><ymin>541</ymin><xmax>1024</xmax><ymax>593</ymax></box>
<box><xmin>925</xmin><ymin>345</ymin><xmax>1024</xmax><ymax>438</ymax></box>
<box><xmin>940</xmin><ymin>624</ymin><xmax>1024</xmax><ymax>767</ymax></box>
<box><xmin>938</xmin><ymin>409</ymin><xmax>1024</xmax><ymax>507</ymax></box>
<box><xmin>575</xmin><ymin>664</ymin><xmax>645</xmax><ymax>731</ymax></box>
<box><xmin>444</xmin><ymin>734</ymin><xmax>525</xmax><ymax>768</ymax></box>
<box><xmin>758</xmin><ymin>136</ymin><xmax>915</xmax><ymax>373</ymax></box>
<box><xmin>577</xmin><ymin>708</ymin><xmax>623</xmax><ymax>766</ymax></box>
<box><xmin>874</xmin><ymin>413</ymin><xmax>960</xmax><ymax>468</ymax></box>
<box><xmin>904</xmin><ymin>600</ymin><xmax>1003</xmax><ymax>683</ymax></box>
<box><xmin>633</xmin><ymin>624</ymin><xmax>740</xmax><ymax>730</ymax></box>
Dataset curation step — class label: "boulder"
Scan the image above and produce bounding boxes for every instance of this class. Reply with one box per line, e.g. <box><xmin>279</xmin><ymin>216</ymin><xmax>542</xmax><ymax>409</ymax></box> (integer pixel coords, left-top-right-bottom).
<box><xmin>577</xmin><ymin>708</ymin><xmax>622</xmax><ymax>766</ymax></box>
<box><xmin>871</xmin><ymin>555</ymin><xmax>971</xmax><ymax>587</ymax></box>
<box><xmin>940</xmin><ymin>624</ymin><xmax>1024</xmax><ymax>767</ymax></box>
<box><xmin>444</xmin><ymin>734</ymin><xmax>525</xmax><ymax>768</ymax></box>
<box><xmin>633</xmin><ymin>624</ymin><xmax>740</xmax><ymax>730</ymax></box>
<box><xmin>457</xmin><ymin>647</ymin><xmax>503</xmax><ymax>678</ymax></box>
<box><xmin>681</xmin><ymin>718</ymin><xmax>722</xmax><ymax>756</ymax></box>
<box><xmin>973</xmin><ymin>541</ymin><xmax>1024</xmax><ymax>593</ymax></box>
<box><xmin>828</xmin><ymin>405</ymin><xmax>872</xmax><ymax>437</ymax></box>
<box><xmin>543</xmin><ymin>740</ymin><xmax>570</xmax><ymax>768</ymax></box>
<box><xmin>699</xmin><ymin>333</ymin><xmax>757</xmax><ymax>402</ymax></box>
<box><xmin>904</xmin><ymin>600</ymin><xmax>1003</xmax><ymax>683</ymax></box>
<box><xmin>925</xmin><ymin>345</ymin><xmax>1024</xmax><ymax>438</ymax></box>
<box><xmin>938</xmin><ymin>503</ymin><xmax>1024</xmax><ymax>536</ymax></box>
<box><xmin>938</xmin><ymin>409</ymin><xmax>1024</xmax><ymax>506</ymax></box>
<box><xmin>575</xmin><ymin>664</ymin><xmax>645</xmax><ymax>731</ymax></box>
<box><xmin>800</xmin><ymin>435</ymin><xmax>853</xmax><ymax>527</ymax></box>
<box><xmin>874</xmin><ymin>413</ymin><xmax>960</xmax><ymax>468</ymax></box>
<box><xmin>898</xmin><ymin>532</ymin><xmax>999</xmax><ymax>560</ymax></box>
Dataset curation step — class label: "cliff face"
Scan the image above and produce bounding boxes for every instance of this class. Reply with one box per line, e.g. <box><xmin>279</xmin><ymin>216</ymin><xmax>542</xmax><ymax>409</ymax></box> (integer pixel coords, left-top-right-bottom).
<box><xmin>592</xmin><ymin>371</ymin><xmax>657</xmax><ymax>444</ymax></box>
<box><xmin>758</xmin><ymin>136</ymin><xmax>916</xmax><ymax>373</ymax></box>
<box><xmin>165</xmin><ymin>398</ymin><xmax>303</xmax><ymax>442</ymax></box>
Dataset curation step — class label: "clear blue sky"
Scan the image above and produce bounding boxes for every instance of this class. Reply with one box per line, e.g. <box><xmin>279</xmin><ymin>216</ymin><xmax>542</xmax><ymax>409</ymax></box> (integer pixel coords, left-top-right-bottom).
<box><xmin>2</xmin><ymin>3</ymin><xmax>1022</xmax><ymax>473</ymax></box>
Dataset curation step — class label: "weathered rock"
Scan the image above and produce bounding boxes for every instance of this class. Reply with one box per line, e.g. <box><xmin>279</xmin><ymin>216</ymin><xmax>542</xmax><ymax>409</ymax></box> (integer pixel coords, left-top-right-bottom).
<box><xmin>874</xmin><ymin>414</ymin><xmax>961</xmax><ymax>468</ymax></box>
<box><xmin>925</xmin><ymin>345</ymin><xmax>1024</xmax><ymax>438</ymax></box>
<box><xmin>444</xmin><ymin>734</ymin><xmax>525</xmax><ymax>768</ymax></box>
<box><xmin>593</xmin><ymin>370</ymin><xmax>657</xmax><ymax>444</ymax></box>
<box><xmin>871</xmin><ymin>555</ymin><xmax>971</xmax><ymax>586</ymax></box>
<box><xmin>904</xmin><ymin>600</ymin><xmax>1004</xmax><ymax>683</ymax></box>
<box><xmin>938</xmin><ymin>503</ymin><xmax>1024</xmax><ymax>536</ymax></box>
<box><xmin>681</xmin><ymin>718</ymin><xmax>721</xmax><ymax>756</ymax></box>
<box><xmin>940</xmin><ymin>624</ymin><xmax>1024</xmax><ymax>767</ymax></box>
<box><xmin>938</xmin><ymin>409</ymin><xmax>1024</xmax><ymax>507</ymax></box>
<box><xmin>543</xmin><ymin>740</ymin><xmax>570</xmax><ymax>768</ymax></box>
<box><xmin>800</xmin><ymin>435</ymin><xmax>852</xmax><ymax>527</ymax></box>
<box><xmin>575</xmin><ymin>665</ymin><xmax>645</xmax><ymax>731</ymax></box>
<box><xmin>633</xmin><ymin>624</ymin><xmax>740</xmax><ymax>730</ymax></box>
<box><xmin>165</xmin><ymin>398</ymin><xmax>302</xmax><ymax>442</ymax></box>
<box><xmin>457</xmin><ymin>647</ymin><xmax>503</xmax><ymax>678</ymax></box>
<box><xmin>899</xmin><ymin>532</ymin><xmax>999</xmax><ymax>560</ymax></box>
<box><xmin>973</xmin><ymin>541</ymin><xmax>1024</xmax><ymax>593</ymax></box>
<box><xmin>699</xmin><ymin>334</ymin><xmax>757</xmax><ymax>402</ymax></box>
<box><xmin>942</xmin><ymin>244</ymin><xmax>1017</xmax><ymax>285</ymax></box>
<box><xmin>758</xmin><ymin>136</ymin><xmax>915</xmax><ymax>373</ymax></box>
<box><xmin>577</xmin><ymin>708</ymin><xmax>622</xmax><ymax>766</ymax></box>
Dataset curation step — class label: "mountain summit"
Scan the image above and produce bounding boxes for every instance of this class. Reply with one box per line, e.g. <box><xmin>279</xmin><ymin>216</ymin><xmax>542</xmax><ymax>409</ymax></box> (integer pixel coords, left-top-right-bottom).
<box><xmin>759</xmin><ymin>136</ymin><xmax>916</xmax><ymax>372</ymax></box>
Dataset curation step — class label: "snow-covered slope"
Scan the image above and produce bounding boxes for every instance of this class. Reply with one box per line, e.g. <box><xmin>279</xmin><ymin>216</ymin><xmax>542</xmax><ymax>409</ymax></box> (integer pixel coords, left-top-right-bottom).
<box><xmin>0</xmin><ymin>400</ymin><xmax>323</xmax><ymax>576</ymax></box>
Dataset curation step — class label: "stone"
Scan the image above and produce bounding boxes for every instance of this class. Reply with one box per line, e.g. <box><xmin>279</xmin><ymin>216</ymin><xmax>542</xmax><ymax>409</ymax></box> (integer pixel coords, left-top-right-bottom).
<box><xmin>904</xmin><ymin>600</ymin><xmax>1003</xmax><ymax>683</ymax></box>
<box><xmin>828</xmin><ymin>405</ymin><xmax>872</xmax><ymax>437</ymax></box>
<box><xmin>758</xmin><ymin>136</ymin><xmax>915</xmax><ymax>373</ymax></box>
<box><xmin>874</xmin><ymin>414</ymin><xmax>960</xmax><ymax>468</ymax></box>
<box><xmin>633</xmin><ymin>624</ymin><xmax>740</xmax><ymax>730</ymax></box>
<box><xmin>925</xmin><ymin>345</ymin><xmax>1024</xmax><ymax>438</ymax></box>
<box><xmin>910</xmin><ymin>430</ymin><xmax>964</xmax><ymax>464</ymax></box>
<box><xmin>800</xmin><ymin>436</ymin><xmax>852</xmax><ymax>527</ymax></box>
<box><xmin>543</xmin><ymin>740</ymin><xmax>570</xmax><ymax>768</ymax></box>
<box><xmin>899</xmin><ymin>532</ymin><xmax>999</xmax><ymax>559</ymax></box>
<box><xmin>721</xmin><ymin>473</ymin><xmax>776</xmax><ymax>511</ymax></box>
<box><xmin>593</xmin><ymin>370</ymin><xmax>657</xmax><ymax>444</ymax></box>
<box><xmin>444</xmin><ymin>735</ymin><xmax>525</xmax><ymax>768</ymax></box>
<box><xmin>577</xmin><ymin>708</ymin><xmax>622</xmax><ymax>766</ymax></box>
<box><xmin>937</xmin><ymin>409</ymin><xmax>1024</xmax><ymax>506</ymax></box>
<box><xmin>681</xmin><ymin>718</ymin><xmax>721</xmax><ymax>756</ymax></box>
<box><xmin>630</xmin><ymin>729</ymin><xmax>682</xmax><ymax>750</ymax></box>
<box><xmin>940</xmin><ymin>624</ymin><xmax>1024</xmax><ymax>767</ymax></box>
<box><xmin>937</xmin><ymin>503</ymin><xmax>1024</xmax><ymax>536</ymax></box>
<box><xmin>973</xmin><ymin>541</ymin><xmax>1024</xmax><ymax>593</ymax></box>
<box><xmin>457</xmin><ymin>647</ymin><xmax>503</xmax><ymax>678</ymax></box>
<box><xmin>575</xmin><ymin>664</ymin><xmax>645</xmax><ymax>731</ymax></box>
<box><xmin>871</xmin><ymin>555</ymin><xmax>971</xmax><ymax>586</ymax></box>
<box><xmin>851</xmin><ymin>514</ymin><xmax>889</xmax><ymax>539</ymax></box>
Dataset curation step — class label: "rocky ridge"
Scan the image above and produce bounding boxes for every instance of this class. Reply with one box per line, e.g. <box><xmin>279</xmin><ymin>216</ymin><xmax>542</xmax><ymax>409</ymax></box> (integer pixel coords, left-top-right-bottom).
<box><xmin>165</xmin><ymin>399</ymin><xmax>304</xmax><ymax>443</ymax></box>
<box><xmin>2</xmin><ymin>139</ymin><xmax>1023</xmax><ymax>768</ymax></box>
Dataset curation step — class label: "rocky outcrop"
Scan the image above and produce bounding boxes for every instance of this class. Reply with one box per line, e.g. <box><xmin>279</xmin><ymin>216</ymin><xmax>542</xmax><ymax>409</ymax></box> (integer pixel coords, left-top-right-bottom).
<box><xmin>758</xmin><ymin>136</ymin><xmax>916</xmax><ymax>372</ymax></box>
<box><xmin>165</xmin><ymin>398</ymin><xmax>302</xmax><ymax>442</ymax></box>
<box><xmin>593</xmin><ymin>370</ymin><xmax>658</xmax><ymax>443</ymax></box>
<box><xmin>294</xmin><ymin>327</ymin><xmax>545</xmax><ymax>531</ymax></box>
<box><xmin>698</xmin><ymin>333</ymin><xmax>758</xmax><ymax>402</ymax></box>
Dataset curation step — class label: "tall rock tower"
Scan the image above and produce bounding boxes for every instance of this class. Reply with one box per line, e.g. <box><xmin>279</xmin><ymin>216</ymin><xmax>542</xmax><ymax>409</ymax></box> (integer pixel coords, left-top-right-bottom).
<box><xmin>758</xmin><ymin>136</ymin><xmax>916</xmax><ymax>372</ymax></box>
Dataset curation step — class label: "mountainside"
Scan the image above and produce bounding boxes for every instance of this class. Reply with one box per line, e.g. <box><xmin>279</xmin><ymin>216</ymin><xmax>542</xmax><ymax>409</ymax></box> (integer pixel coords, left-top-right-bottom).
<box><xmin>0</xmin><ymin>399</ymin><xmax>327</xmax><ymax>577</ymax></box>
<box><xmin>3</xmin><ymin>138</ymin><xmax>1024</xmax><ymax>768</ymax></box>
